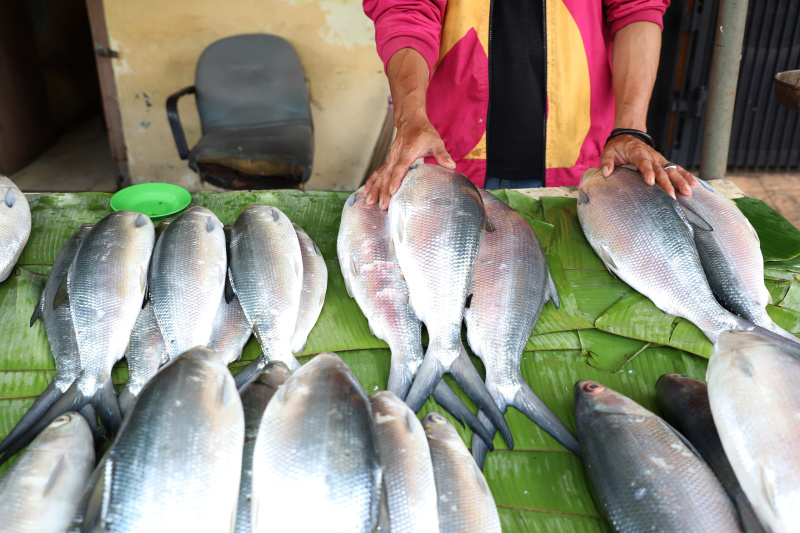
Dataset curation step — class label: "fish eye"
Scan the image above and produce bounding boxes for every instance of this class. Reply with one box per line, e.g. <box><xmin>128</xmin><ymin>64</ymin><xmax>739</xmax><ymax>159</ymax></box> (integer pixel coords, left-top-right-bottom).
<box><xmin>583</xmin><ymin>382</ymin><xmax>606</xmax><ymax>393</ymax></box>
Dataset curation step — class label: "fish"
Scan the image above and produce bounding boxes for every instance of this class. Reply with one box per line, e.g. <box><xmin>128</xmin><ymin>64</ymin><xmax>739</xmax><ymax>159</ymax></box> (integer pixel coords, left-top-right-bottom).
<box><xmin>423</xmin><ymin>412</ymin><xmax>501</xmax><ymax>533</ymax></box>
<box><xmin>72</xmin><ymin>346</ymin><xmax>243</xmax><ymax>532</ymax></box>
<box><xmin>388</xmin><ymin>164</ymin><xmax>512</xmax><ymax>448</ymax></box>
<box><xmin>289</xmin><ymin>223</ymin><xmax>327</xmax><ymax>353</ymax></box>
<box><xmin>118</xmin><ymin>301</ymin><xmax>168</xmax><ymax>416</ymax></box>
<box><xmin>655</xmin><ymin>373</ymin><xmax>761</xmax><ymax>532</ymax></box>
<box><xmin>0</xmin><ymin>224</ymin><xmax>93</xmax><ymax>457</ymax></box>
<box><xmin>251</xmin><ymin>352</ymin><xmax>381</xmax><ymax>532</ymax></box>
<box><xmin>370</xmin><ymin>391</ymin><xmax>439</xmax><ymax>532</ymax></box>
<box><xmin>0</xmin><ymin>211</ymin><xmax>154</xmax><ymax>465</ymax></box>
<box><xmin>0</xmin><ymin>412</ymin><xmax>94</xmax><ymax>533</ymax></box>
<box><xmin>707</xmin><ymin>330</ymin><xmax>800</xmax><ymax>533</ymax></box>
<box><xmin>577</xmin><ymin>167</ymin><xmax>800</xmax><ymax>355</ymax></box>
<box><xmin>575</xmin><ymin>379</ymin><xmax>742</xmax><ymax>532</ymax></box>
<box><xmin>676</xmin><ymin>179</ymin><xmax>798</xmax><ymax>342</ymax></box>
<box><xmin>149</xmin><ymin>206</ymin><xmax>227</xmax><ymax>359</ymax></box>
<box><xmin>234</xmin><ymin>361</ymin><xmax>291</xmax><ymax>533</ymax></box>
<box><xmin>229</xmin><ymin>205</ymin><xmax>303</xmax><ymax>371</ymax></box>
<box><xmin>466</xmin><ymin>190</ymin><xmax>580</xmax><ymax>467</ymax></box>
<box><xmin>338</xmin><ymin>188</ymin><xmax>494</xmax><ymax>446</ymax></box>
<box><xmin>0</xmin><ymin>175</ymin><xmax>31</xmax><ymax>282</ymax></box>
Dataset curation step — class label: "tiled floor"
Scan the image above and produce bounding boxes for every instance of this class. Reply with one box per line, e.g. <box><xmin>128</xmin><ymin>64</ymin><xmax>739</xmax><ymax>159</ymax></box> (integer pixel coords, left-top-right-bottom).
<box><xmin>726</xmin><ymin>174</ymin><xmax>800</xmax><ymax>229</ymax></box>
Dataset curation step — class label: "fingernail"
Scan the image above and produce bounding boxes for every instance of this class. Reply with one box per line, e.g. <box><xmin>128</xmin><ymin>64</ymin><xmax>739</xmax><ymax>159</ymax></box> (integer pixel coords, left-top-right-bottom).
<box><xmin>601</xmin><ymin>165</ymin><xmax>609</xmax><ymax>176</ymax></box>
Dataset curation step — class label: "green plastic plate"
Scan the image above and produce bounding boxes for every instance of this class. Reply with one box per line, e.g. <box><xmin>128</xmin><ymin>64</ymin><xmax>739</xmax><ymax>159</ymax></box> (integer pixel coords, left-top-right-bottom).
<box><xmin>109</xmin><ymin>183</ymin><xmax>191</xmax><ymax>221</ymax></box>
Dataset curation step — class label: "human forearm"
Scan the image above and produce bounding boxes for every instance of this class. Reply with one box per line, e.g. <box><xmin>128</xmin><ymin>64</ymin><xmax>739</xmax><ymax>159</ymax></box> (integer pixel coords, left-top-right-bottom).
<box><xmin>612</xmin><ymin>21</ymin><xmax>661</xmax><ymax>131</ymax></box>
<box><xmin>387</xmin><ymin>48</ymin><xmax>431</xmax><ymax>127</ymax></box>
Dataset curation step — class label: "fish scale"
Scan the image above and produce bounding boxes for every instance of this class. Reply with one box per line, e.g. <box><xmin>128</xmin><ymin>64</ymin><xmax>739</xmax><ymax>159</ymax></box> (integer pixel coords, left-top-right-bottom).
<box><xmin>118</xmin><ymin>301</ymin><xmax>168</xmax><ymax>415</ymax></box>
<box><xmin>289</xmin><ymin>223</ymin><xmax>327</xmax><ymax>354</ymax></box>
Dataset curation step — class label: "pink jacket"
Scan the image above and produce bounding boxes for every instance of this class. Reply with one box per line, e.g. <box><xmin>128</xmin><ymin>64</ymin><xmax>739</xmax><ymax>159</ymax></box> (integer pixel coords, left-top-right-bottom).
<box><xmin>364</xmin><ymin>0</ymin><xmax>669</xmax><ymax>187</ymax></box>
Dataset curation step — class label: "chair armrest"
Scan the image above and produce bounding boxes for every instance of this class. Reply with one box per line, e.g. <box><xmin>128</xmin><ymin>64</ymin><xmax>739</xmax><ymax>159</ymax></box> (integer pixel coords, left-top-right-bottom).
<box><xmin>166</xmin><ymin>86</ymin><xmax>197</xmax><ymax>160</ymax></box>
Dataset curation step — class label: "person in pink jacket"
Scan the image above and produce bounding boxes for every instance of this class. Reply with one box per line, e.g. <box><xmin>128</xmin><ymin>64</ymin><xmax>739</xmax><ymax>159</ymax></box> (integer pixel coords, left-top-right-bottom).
<box><xmin>362</xmin><ymin>0</ymin><xmax>697</xmax><ymax>208</ymax></box>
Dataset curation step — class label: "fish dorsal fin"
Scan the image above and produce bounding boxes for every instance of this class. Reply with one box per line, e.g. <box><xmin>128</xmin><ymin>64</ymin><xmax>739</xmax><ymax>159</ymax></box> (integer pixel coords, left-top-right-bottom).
<box><xmin>547</xmin><ymin>269</ymin><xmax>561</xmax><ymax>309</ymax></box>
<box><xmin>30</xmin><ymin>292</ymin><xmax>44</xmax><ymax>326</ymax></box>
<box><xmin>578</xmin><ymin>189</ymin><xmax>589</xmax><ymax>204</ymax></box>
<box><xmin>53</xmin><ymin>272</ymin><xmax>69</xmax><ymax>310</ymax></box>
<box><xmin>680</xmin><ymin>204</ymin><xmax>713</xmax><ymax>232</ymax></box>
<box><xmin>597</xmin><ymin>243</ymin><xmax>619</xmax><ymax>276</ymax></box>
<box><xmin>5</xmin><ymin>188</ymin><xmax>16</xmax><ymax>208</ymax></box>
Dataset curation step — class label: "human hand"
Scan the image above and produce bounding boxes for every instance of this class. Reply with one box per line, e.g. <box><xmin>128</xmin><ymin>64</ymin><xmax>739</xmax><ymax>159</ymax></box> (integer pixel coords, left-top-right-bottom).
<box><xmin>364</xmin><ymin>113</ymin><xmax>455</xmax><ymax>210</ymax></box>
<box><xmin>600</xmin><ymin>134</ymin><xmax>696</xmax><ymax>199</ymax></box>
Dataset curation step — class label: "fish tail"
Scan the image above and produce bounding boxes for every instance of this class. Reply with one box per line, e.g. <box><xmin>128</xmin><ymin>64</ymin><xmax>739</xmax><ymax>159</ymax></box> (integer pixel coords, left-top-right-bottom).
<box><xmin>233</xmin><ymin>353</ymin><xmax>268</xmax><ymax>391</ymax></box>
<box><xmin>450</xmin><ymin>348</ymin><xmax>513</xmax><ymax>449</ymax></box>
<box><xmin>78</xmin><ymin>404</ymin><xmax>109</xmax><ymax>446</ymax></box>
<box><xmin>431</xmin><ymin>380</ymin><xmax>494</xmax><ymax>451</ymax></box>
<box><xmin>0</xmin><ymin>380</ymin><xmax>64</xmax><ymax>455</ymax></box>
<box><xmin>404</xmin><ymin>355</ymin><xmax>445</xmax><ymax>413</ymax></box>
<box><xmin>387</xmin><ymin>362</ymin><xmax>414</xmax><ymax>401</ymax></box>
<box><xmin>511</xmin><ymin>380</ymin><xmax>582</xmax><ymax>459</ymax></box>
<box><xmin>91</xmin><ymin>377</ymin><xmax>122</xmax><ymax>435</ymax></box>
<box><xmin>733</xmin><ymin>318</ymin><xmax>800</xmax><ymax>358</ymax></box>
<box><xmin>471</xmin><ymin>410</ymin><xmax>497</xmax><ymax>470</ymax></box>
<box><xmin>732</xmin><ymin>487</ymin><xmax>764</xmax><ymax>533</ymax></box>
<box><xmin>118</xmin><ymin>386</ymin><xmax>136</xmax><ymax>417</ymax></box>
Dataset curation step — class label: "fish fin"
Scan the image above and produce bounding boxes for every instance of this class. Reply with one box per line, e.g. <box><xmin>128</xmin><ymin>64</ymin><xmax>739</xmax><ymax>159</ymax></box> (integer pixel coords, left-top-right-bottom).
<box><xmin>404</xmin><ymin>355</ymin><xmax>445</xmax><ymax>413</ymax></box>
<box><xmin>547</xmin><ymin>269</ymin><xmax>560</xmax><ymax>309</ymax></box>
<box><xmin>578</xmin><ymin>189</ymin><xmax>589</xmax><ymax>204</ymax></box>
<box><xmin>206</xmin><ymin>216</ymin><xmax>216</xmax><ymax>232</ymax></box>
<box><xmin>224</xmin><ymin>270</ymin><xmax>235</xmax><ymax>304</ymax></box>
<box><xmin>405</xmin><ymin>406</ymin><xmax>419</xmax><ymax>434</ymax></box>
<box><xmin>341</xmin><ymin>255</ymin><xmax>355</xmax><ymax>299</ymax></box>
<box><xmin>469</xmin><ymin>455</ymin><xmax>493</xmax><ymax>499</ymax></box>
<box><xmin>4</xmin><ymin>188</ymin><xmax>16</xmax><ymax>208</ymax></box>
<box><xmin>738</xmin><ymin>319</ymin><xmax>800</xmax><ymax>359</ymax></box>
<box><xmin>512</xmin><ymin>381</ymin><xmax>581</xmax><ymax>458</ymax></box>
<box><xmin>43</xmin><ymin>455</ymin><xmax>69</xmax><ymax>496</ymax></box>
<box><xmin>392</xmin><ymin>209</ymin><xmax>405</xmax><ymax>247</ymax></box>
<box><xmin>84</xmin><ymin>457</ymin><xmax>115</xmax><ymax>530</ymax></box>
<box><xmin>387</xmin><ymin>362</ymin><xmax>415</xmax><ymax>400</ymax></box>
<box><xmin>312</xmin><ymin>240</ymin><xmax>322</xmax><ymax>256</ymax></box>
<box><xmin>272</xmin><ymin>208</ymin><xmax>280</xmax><ymax>222</ymax></box>
<box><xmin>30</xmin><ymin>292</ymin><xmax>44</xmax><ymax>326</ymax></box>
<box><xmin>680</xmin><ymin>205</ymin><xmax>713</xmax><ymax>232</ymax></box>
<box><xmin>0</xmin><ymin>381</ymin><xmax>63</xmax><ymax>455</ymax></box>
<box><xmin>53</xmin><ymin>272</ymin><xmax>69</xmax><ymax>310</ymax></box>
<box><xmin>597</xmin><ymin>244</ymin><xmax>619</xmax><ymax>277</ymax></box>
<box><xmin>659</xmin><ymin>417</ymin><xmax>706</xmax><ymax>461</ymax></box>
<box><xmin>92</xmin><ymin>378</ymin><xmax>122</xmax><ymax>435</ymax></box>
<box><xmin>432</xmin><ymin>380</ymin><xmax>495</xmax><ymax>451</ymax></box>
<box><xmin>134</xmin><ymin>213</ymin><xmax>148</xmax><ymax>227</ymax></box>
<box><xmin>471</xmin><ymin>410</ymin><xmax>495</xmax><ymax>470</ymax></box>
<box><xmin>118</xmin><ymin>386</ymin><xmax>135</xmax><ymax>418</ymax></box>
<box><xmin>233</xmin><ymin>354</ymin><xmax>268</xmax><ymax>391</ymax></box>
<box><xmin>139</xmin><ymin>265</ymin><xmax>147</xmax><ymax>300</ymax></box>
<box><xmin>482</xmin><ymin>211</ymin><xmax>496</xmax><ymax>233</ymax></box>
<box><xmin>745</xmin><ymin>217</ymin><xmax>760</xmax><ymax>244</ymax></box>
<box><xmin>465</xmin><ymin>294</ymin><xmax>473</xmax><ymax>309</ymax></box>
<box><xmin>293</xmin><ymin>251</ymin><xmax>302</xmax><ymax>279</ymax></box>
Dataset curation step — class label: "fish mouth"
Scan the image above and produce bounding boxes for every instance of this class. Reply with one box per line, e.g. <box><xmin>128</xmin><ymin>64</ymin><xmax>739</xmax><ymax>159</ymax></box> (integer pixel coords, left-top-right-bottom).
<box><xmin>578</xmin><ymin>167</ymin><xmax>604</xmax><ymax>191</ymax></box>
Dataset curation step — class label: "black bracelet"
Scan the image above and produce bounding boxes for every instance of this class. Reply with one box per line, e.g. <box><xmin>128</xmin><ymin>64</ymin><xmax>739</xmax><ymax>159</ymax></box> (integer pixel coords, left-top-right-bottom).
<box><xmin>605</xmin><ymin>128</ymin><xmax>654</xmax><ymax>148</ymax></box>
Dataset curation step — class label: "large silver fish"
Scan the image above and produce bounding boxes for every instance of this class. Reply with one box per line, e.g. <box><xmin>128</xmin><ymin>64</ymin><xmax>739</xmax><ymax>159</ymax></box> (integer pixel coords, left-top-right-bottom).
<box><xmin>655</xmin><ymin>374</ymin><xmax>761</xmax><ymax>532</ymax></box>
<box><xmin>0</xmin><ymin>211</ymin><xmax>154</xmax><ymax>465</ymax></box>
<box><xmin>0</xmin><ymin>413</ymin><xmax>93</xmax><ymax>533</ymax></box>
<box><xmin>388</xmin><ymin>164</ymin><xmax>512</xmax><ymax>447</ymax></box>
<box><xmin>251</xmin><ymin>352</ymin><xmax>381</xmax><ymax>532</ymax></box>
<box><xmin>229</xmin><ymin>205</ymin><xmax>303</xmax><ymax>371</ymax></box>
<box><xmin>149</xmin><ymin>206</ymin><xmax>227</xmax><ymax>359</ymax></box>
<box><xmin>338</xmin><ymin>188</ymin><xmax>493</xmax><ymax>445</ymax></box>
<box><xmin>676</xmin><ymin>179</ymin><xmax>797</xmax><ymax>341</ymax></box>
<box><xmin>423</xmin><ymin>412</ymin><xmax>501</xmax><ymax>533</ymax></box>
<box><xmin>0</xmin><ymin>175</ymin><xmax>31</xmax><ymax>282</ymax></box>
<box><xmin>289</xmin><ymin>223</ymin><xmax>327</xmax><ymax>353</ymax></box>
<box><xmin>466</xmin><ymin>191</ymin><xmax>580</xmax><ymax>467</ymax></box>
<box><xmin>577</xmin><ymin>167</ymin><xmax>800</xmax><ymax>354</ymax></box>
<box><xmin>0</xmin><ymin>224</ymin><xmax>93</xmax><ymax>457</ymax></box>
<box><xmin>234</xmin><ymin>362</ymin><xmax>291</xmax><ymax>533</ymax></box>
<box><xmin>575</xmin><ymin>380</ymin><xmax>742</xmax><ymax>532</ymax></box>
<box><xmin>371</xmin><ymin>391</ymin><xmax>439</xmax><ymax>532</ymax></box>
<box><xmin>118</xmin><ymin>301</ymin><xmax>167</xmax><ymax>415</ymax></box>
<box><xmin>708</xmin><ymin>331</ymin><xmax>800</xmax><ymax>533</ymax></box>
<box><xmin>73</xmin><ymin>346</ymin><xmax>244</xmax><ymax>532</ymax></box>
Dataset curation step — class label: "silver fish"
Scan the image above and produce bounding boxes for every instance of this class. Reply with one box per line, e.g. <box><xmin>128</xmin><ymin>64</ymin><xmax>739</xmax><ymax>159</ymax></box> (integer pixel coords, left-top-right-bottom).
<box><xmin>575</xmin><ymin>380</ymin><xmax>742</xmax><ymax>532</ymax></box>
<box><xmin>371</xmin><ymin>391</ymin><xmax>439</xmax><ymax>532</ymax></box>
<box><xmin>339</xmin><ymin>188</ymin><xmax>494</xmax><ymax>445</ymax></box>
<box><xmin>466</xmin><ymin>191</ymin><xmax>580</xmax><ymax>467</ymax></box>
<box><xmin>423</xmin><ymin>412</ymin><xmax>501</xmax><ymax>533</ymax></box>
<box><xmin>75</xmin><ymin>346</ymin><xmax>244</xmax><ymax>532</ymax></box>
<box><xmin>577</xmin><ymin>167</ymin><xmax>800</xmax><ymax>354</ymax></box>
<box><xmin>149</xmin><ymin>206</ymin><xmax>227</xmax><ymax>359</ymax></box>
<box><xmin>289</xmin><ymin>223</ymin><xmax>327</xmax><ymax>353</ymax></box>
<box><xmin>0</xmin><ymin>175</ymin><xmax>31</xmax><ymax>282</ymax></box>
<box><xmin>655</xmin><ymin>374</ymin><xmax>761</xmax><ymax>532</ymax></box>
<box><xmin>0</xmin><ymin>224</ymin><xmax>93</xmax><ymax>457</ymax></box>
<box><xmin>118</xmin><ymin>301</ymin><xmax>168</xmax><ymax>415</ymax></box>
<box><xmin>234</xmin><ymin>361</ymin><xmax>291</xmax><ymax>533</ymax></box>
<box><xmin>388</xmin><ymin>164</ymin><xmax>512</xmax><ymax>447</ymax></box>
<box><xmin>229</xmin><ymin>205</ymin><xmax>303</xmax><ymax>370</ymax></box>
<box><xmin>209</xmin><ymin>225</ymin><xmax>251</xmax><ymax>365</ymax></box>
<box><xmin>0</xmin><ymin>412</ymin><xmax>93</xmax><ymax>533</ymax></box>
<box><xmin>251</xmin><ymin>352</ymin><xmax>381</xmax><ymax>532</ymax></box>
<box><xmin>676</xmin><ymin>179</ymin><xmax>798</xmax><ymax>341</ymax></box>
<box><xmin>708</xmin><ymin>331</ymin><xmax>800</xmax><ymax>533</ymax></box>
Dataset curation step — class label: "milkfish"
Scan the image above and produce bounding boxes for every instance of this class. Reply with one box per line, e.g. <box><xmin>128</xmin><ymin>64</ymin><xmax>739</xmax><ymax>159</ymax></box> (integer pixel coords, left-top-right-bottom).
<box><xmin>0</xmin><ymin>211</ymin><xmax>154</xmax><ymax>465</ymax></box>
<box><xmin>676</xmin><ymin>179</ymin><xmax>798</xmax><ymax>342</ymax></box>
<box><xmin>0</xmin><ymin>224</ymin><xmax>93</xmax><ymax>458</ymax></box>
<box><xmin>229</xmin><ymin>205</ymin><xmax>303</xmax><ymax>371</ymax></box>
<box><xmin>577</xmin><ymin>167</ymin><xmax>800</xmax><ymax>355</ymax></box>
<box><xmin>655</xmin><ymin>373</ymin><xmax>761</xmax><ymax>532</ymax></box>
<box><xmin>575</xmin><ymin>380</ymin><xmax>742</xmax><ymax>532</ymax></box>
<box><xmin>423</xmin><ymin>412</ymin><xmax>501</xmax><ymax>533</ymax></box>
<box><xmin>149</xmin><ymin>206</ymin><xmax>227</xmax><ymax>359</ymax></box>
<box><xmin>338</xmin><ymin>188</ymin><xmax>494</xmax><ymax>446</ymax></box>
<box><xmin>72</xmin><ymin>346</ymin><xmax>244</xmax><ymax>532</ymax></box>
<box><xmin>0</xmin><ymin>175</ymin><xmax>31</xmax><ymax>282</ymax></box>
<box><xmin>0</xmin><ymin>413</ymin><xmax>93</xmax><ymax>533</ymax></box>
<box><xmin>467</xmin><ymin>191</ymin><xmax>580</xmax><ymax>468</ymax></box>
<box><xmin>371</xmin><ymin>391</ymin><xmax>439</xmax><ymax>532</ymax></box>
<box><xmin>118</xmin><ymin>301</ymin><xmax>167</xmax><ymax>416</ymax></box>
<box><xmin>289</xmin><ymin>223</ymin><xmax>327</xmax><ymax>353</ymax></box>
<box><xmin>251</xmin><ymin>353</ymin><xmax>381</xmax><ymax>532</ymax></box>
<box><xmin>234</xmin><ymin>362</ymin><xmax>291</xmax><ymax>533</ymax></box>
<box><xmin>708</xmin><ymin>331</ymin><xmax>800</xmax><ymax>533</ymax></box>
<box><xmin>388</xmin><ymin>164</ymin><xmax>512</xmax><ymax>448</ymax></box>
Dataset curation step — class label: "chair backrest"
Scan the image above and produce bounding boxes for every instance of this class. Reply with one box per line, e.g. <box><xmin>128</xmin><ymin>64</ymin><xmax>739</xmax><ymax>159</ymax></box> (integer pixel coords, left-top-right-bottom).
<box><xmin>194</xmin><ymin>34</ymin><xmax>311</xmax><ymax>134</ymax></box>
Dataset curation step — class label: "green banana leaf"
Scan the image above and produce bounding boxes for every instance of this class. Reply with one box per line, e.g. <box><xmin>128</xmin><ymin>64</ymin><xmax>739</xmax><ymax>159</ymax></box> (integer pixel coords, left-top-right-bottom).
<box><xmin>1</xmin><ymin>189</ymin><xmax>799</xmax><ymax>532</ymax></box>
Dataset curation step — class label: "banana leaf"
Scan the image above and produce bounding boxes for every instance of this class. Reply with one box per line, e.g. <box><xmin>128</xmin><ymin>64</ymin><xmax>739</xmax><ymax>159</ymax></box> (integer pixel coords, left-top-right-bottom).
<box><xmin>0</xmin><ymin>189</ymin><xmax>798</xmax><ymax>532</ymax></box>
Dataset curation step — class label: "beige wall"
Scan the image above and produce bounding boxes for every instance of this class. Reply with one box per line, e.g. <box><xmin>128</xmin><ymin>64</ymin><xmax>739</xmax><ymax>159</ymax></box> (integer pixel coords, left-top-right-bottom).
<box><xmin>103</xmin><ymin>0</ymin><xmax>389</xmax><ymax>191</ymax></box>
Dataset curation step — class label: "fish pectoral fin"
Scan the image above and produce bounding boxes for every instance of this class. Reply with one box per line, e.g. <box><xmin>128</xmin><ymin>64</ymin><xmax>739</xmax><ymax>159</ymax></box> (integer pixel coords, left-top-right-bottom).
<box><xmin>760</xmin><ymin>464</ymin><xmax>779</xmax><ymax>517</ymax></box>
<box><xmin>391</xmin><ymin>209</ymin><xmax>405</xmax><ymax>247</ymax></box>
<box><xmin>30</xmin><ymin>293</ymin><xmax>43</xmax><ymax>327</ymax></box>
<box><xmin>482</xmin><ymin>211</ymin><xmax>496</xmax><ymax>233</ymax></box>
<box><xmin>4</xmin><ymin>187</ymin><xmax>16</xmax><ymax>208</ymax></box>
<box><xmin>680</xmin><ymin>205</ymin><xmax>713</xmax><ymax>232</ymax></box>
<box><xmin>293</xmin><ymin>251</ymin><xmax>302</xmax><ymax>279</ymax></box>
<box><xmin>341</xmin><ymin>254</ymin><xmax>355</xmax><ymax>299</ymax></box>
<box><xmin>547</xmin><ymin>269</ymin><xmax>561</xmax><ymax>309</ymax></box>
<box><xmin>578</xmin><ymin>189</ymin><xmax>589</xmax><ymax>204</ymax></box>
<box><xmin>745</xmin><ymin>218</ymin><xmax>760</xmax><ymax>244</ymax></box>
<box><xmin>597</xmin><ymin>244</ymin><xmax>619</xmax><ymax>276</ymax></box>
<box><xmin>43</xmin><ymin>455</ymin><xmax>69</xmax><ymax>496</ymax></box>
<box><xmin>53</xmin><ymin>272</ymin><xmax>69</xmax><ymax>310</ymax></box>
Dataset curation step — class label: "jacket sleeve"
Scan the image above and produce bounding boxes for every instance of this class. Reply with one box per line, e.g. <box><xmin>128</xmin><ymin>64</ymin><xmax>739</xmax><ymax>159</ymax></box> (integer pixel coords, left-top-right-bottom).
<box><xmin>363</xmin><ymin>0</ymin><xmax>447</xmax><ymax>77</ymax></box>
<box><xmin>604</xmin><ymin>0</ymin><xmax>669</xmax><ymax>35</ymax></box>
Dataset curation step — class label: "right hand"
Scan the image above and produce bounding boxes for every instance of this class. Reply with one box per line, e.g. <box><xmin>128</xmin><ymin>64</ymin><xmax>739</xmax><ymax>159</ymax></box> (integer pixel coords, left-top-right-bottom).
<box><xmin>364</xmin><ymin>113</ymin><xmax>455</xmax><ymax>210</ymax></box>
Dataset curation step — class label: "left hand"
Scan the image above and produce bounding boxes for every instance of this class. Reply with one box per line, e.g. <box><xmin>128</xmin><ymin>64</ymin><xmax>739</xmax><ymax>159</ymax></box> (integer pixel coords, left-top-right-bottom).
<box><xmin>600</xmin><ymin>134</ymin><xmax>696</xmax><ymax>198</ymax></box>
